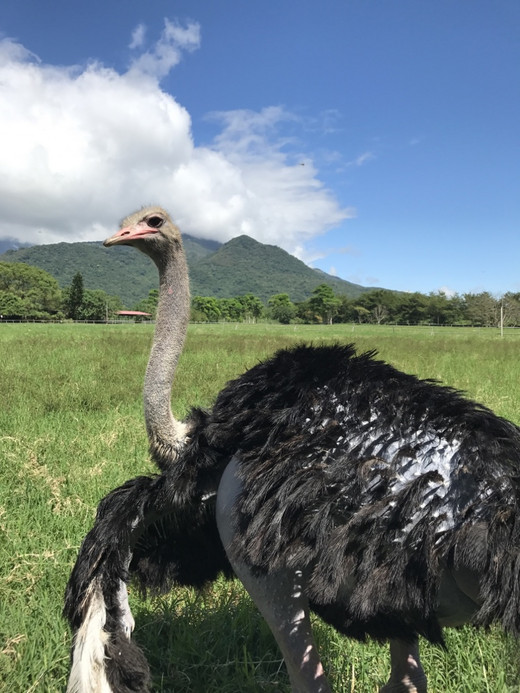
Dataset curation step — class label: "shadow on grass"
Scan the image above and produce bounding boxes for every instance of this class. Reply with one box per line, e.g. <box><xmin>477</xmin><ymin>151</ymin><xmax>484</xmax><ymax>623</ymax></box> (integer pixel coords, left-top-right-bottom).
<box><xmin>129</xmin><ymin>582</ymin><xmax>520</xmax><ymax>693</ymax></box>
<box><xmin>130</xmin><ymin>583</ymin><xmax>289</xmax><ymax>693</ymax></box>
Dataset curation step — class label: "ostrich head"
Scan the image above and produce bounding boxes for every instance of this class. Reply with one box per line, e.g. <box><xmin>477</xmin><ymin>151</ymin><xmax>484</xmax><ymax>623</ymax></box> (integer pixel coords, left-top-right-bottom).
<box><xmin>104</xmin><ymin>206</ymin><xmax>183</xmax><ymax>272</ymax></box>
<box><xmin>104</xmin><ymin>205</ymin><xmax>191</xmax><ymax>468</ymax></box>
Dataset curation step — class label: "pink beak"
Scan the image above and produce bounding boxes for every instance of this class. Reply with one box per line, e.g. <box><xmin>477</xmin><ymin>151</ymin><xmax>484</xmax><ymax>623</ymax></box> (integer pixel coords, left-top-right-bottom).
<box><xmin>103</xmin><ymin>223</ymin><xmax>159</xmax><ymax>247</ymax></box>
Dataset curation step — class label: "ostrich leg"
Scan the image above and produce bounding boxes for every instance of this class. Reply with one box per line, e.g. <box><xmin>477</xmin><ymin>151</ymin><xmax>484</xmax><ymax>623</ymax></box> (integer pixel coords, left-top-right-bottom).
<box><xmin>217</xmin><ymin>457</ymin><xmax>331</xmax><ymax>693</ymax></box>
<box><xmin>117</xmin><ymin>578</ymin><xmax>135</xmax><ymax>638</ymax></box>
<box><xmin>379</xmin><ymin>639</ymin><xmax>427</xmax><ymax>693</ymax></box>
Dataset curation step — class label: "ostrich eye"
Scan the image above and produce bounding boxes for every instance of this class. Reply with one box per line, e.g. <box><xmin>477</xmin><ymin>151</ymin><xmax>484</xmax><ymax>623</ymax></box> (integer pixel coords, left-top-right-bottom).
<box><xmin>147</xmin><ymin>216</ymin><xmax>164</xmax><ymax>229</ymax></box>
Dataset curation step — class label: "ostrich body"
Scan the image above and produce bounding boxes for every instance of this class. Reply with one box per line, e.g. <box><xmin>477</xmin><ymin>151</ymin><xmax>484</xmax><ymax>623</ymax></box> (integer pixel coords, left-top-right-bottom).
<box><xmin>65</xmin><ymin>207</ymin><xmax>520</xmax><ymax>693</ymax></box>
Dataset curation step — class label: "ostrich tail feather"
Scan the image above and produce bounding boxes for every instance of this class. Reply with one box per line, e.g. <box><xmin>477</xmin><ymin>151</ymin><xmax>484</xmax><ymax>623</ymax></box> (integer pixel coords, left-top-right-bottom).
<box><xmin>64</xmin><ymin>477</ymin><xmax>156</xmax><ymax>692</ymax></box>
<box><xmin>66</xmin><ymin>580</ymin><xmax>111</xmax><ymax>693</ymax></box>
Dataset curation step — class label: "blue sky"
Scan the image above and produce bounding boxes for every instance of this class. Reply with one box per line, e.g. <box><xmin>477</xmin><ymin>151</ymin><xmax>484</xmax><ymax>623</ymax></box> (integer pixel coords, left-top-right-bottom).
<box><xmin>0</xmin><ymin>1</ymin><xmax>518</xmax><ymax>296</ymax></box>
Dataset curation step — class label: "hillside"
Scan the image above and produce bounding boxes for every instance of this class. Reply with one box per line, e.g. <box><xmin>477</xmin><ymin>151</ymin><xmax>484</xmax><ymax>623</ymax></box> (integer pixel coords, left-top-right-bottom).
<box><xmin>182</xmin><ymin>234</ymin><xmax>221</xmax><ymax>263</ymax></box>
<box><xmin>0</xmin><ymin>238</ymin><xmax>32</xmax><ymax>254</ymax></box>
<box><xmin>190</xmin><ymin>235</ymin><xmax>376</xmax><ymax>303</ymax></box>
<box><xmin>1</xmin><ymin>233</ymin><xmax>379</xmax><ymax>306</ymax></box>
<box><xmin>1</xmin><ymin>242</ymin><xmax>158</xmax><ymax>307</ymax></box>
<box><xmin>0</xmin><ymin>234</ymin><xmax>219</xmax><ymax>307</ymax></box>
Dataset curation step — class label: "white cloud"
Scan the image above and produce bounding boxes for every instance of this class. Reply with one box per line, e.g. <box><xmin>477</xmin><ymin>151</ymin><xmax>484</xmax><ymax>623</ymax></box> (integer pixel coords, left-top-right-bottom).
<box><xmin>127</xmin><ymin>19</ymin><xmax>200</xmax><ymax>80</ymax></box>
<box><xmin>0</xmin><ymin>32</ymin><xmax>193</xmax><ymax>242</ymax></box>
<box><xmin>208</xmin><ymin>106</ymin><xmax>300</xmax><ymax>160</ymax></box>
<box><xmin>302</xmin><ymin>243</ymin><xmax>359</xmax><ymax>268</ymax></box>
<box><xmin>366</xmin><ymin>276</ymin><xmax>381</xmax><ymax>286</ymax></box>
<box><xmin>129</xmin><ymin>24</ymin><xmax>146</xmax><ymax>50</ymax></box>
<box><xmin>202</xmin><ymin>107</ymin><xmax>352</xmax><ymax>246</ymax></box>
<box><xmin>0</xmin><ymin>26</ymin><xmax>350</xmax><ymax>256</ymax></box>
<box><xmin>348</xmin><ymin>151</ymin><xmax>375</xmax><ymax>167</ymax></box>
<box><xmin>316</xmin><ymin>109</ymin><xmax>343</xmax><ymax>135</ymax></box>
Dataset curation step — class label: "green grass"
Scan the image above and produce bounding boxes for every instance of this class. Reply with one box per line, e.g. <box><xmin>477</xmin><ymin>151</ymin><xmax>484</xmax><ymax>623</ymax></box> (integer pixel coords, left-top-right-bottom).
<box><xmin>1</xmin><ymin>323</ymin><xmax>520</xmax><ymax>692</ymax></box>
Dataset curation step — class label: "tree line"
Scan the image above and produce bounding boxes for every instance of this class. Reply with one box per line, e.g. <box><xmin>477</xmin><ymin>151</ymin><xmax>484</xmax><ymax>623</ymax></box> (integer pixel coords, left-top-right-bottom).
<box><xmin>0</xmin><ymin>264</ymin><xmax>122</xmax><ymax>321</ymax></box>
<box><xmin>187</xmin><ymin>284</ymin><xmax>520</xmax><ymax>328</ymax></box>
<box><xmin>1</xmin><ymin>261</ymin><xmax>519</xmax><ymax>328</ymax></box>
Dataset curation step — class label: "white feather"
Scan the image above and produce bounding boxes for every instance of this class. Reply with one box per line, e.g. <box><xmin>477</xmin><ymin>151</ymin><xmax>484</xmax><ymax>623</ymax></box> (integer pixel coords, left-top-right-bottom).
<box><xmin>66</xmin><ymin>580</ymin><xmax>112</xmax><ymax>693</ymax></box>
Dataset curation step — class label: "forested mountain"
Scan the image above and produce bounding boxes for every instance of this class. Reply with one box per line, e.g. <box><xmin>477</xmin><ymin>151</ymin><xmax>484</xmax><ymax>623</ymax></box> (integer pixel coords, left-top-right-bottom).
<box><xmin>0</xmin><ymin>233</ymin><xmax>377</xmax><ymax>307</ymax></box>
<box><xmin>0</xmin><ymin>238</ymin><xmax>32</xmax><ymax>254</ymax></box>
<box><xmin>189</xmin><ymin>235</ymin><xmax>376</xmax><ymax>302</ymax></box>
<box><xmin>2</xmin><ymin>242</ymin><xmax>155</xmax><ymax>307</ymax></box>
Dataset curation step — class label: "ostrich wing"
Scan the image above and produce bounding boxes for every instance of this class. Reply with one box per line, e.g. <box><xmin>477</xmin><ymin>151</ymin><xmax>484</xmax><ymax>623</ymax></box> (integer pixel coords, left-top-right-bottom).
<box><xmin>64</xmin><ymin>476</ymin><xmax>159</xmax><ymax>692</ymax></box>
<box><xmin>64</xmin><ymin>463</ymin><xmax>231</xmax><ymax>693</ymax></box>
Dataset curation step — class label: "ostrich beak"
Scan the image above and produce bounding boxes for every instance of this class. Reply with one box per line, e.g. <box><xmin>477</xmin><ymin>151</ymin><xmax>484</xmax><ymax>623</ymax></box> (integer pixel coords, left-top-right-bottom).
<box><xmin>103</xmin><ymin>224</ymin><xmax>159</xmax><ymax>247</ymax></box>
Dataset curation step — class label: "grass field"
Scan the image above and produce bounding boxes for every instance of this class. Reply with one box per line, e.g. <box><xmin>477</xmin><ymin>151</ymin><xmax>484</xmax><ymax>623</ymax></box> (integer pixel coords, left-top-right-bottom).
<box><xmin>1</xmin><ymin>322</ymin><xmax>519</xmax><ymax>692</ymax></box>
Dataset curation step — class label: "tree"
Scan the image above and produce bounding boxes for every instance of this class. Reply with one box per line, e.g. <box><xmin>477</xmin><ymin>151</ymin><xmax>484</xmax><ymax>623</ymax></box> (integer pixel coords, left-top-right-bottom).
<box><xmin>0</xmin><ymin>261</ymin><xmax>62</xmax><ymax>317</ymax></box>
<box><xmin>268</xmin><ymin>293</ymin><xmax>296</xmax><ymax>324</ymax></box>
<box><xmin>294</xmin><ymin>299</ymin><xmax>315</xmax><ymax>323</ymax></box>
<box><xmin>236</xmin><ymin>293</ymin><xmax>264</xmax><ymax>323</ymax></box>
<box><xmin>0</xmin><ymin>290</ymin><xmax>27</xmax><ymax>318</ymax></box>
<box><xmin>191</xmin><ymin>296</ymin><xmax>221</xmax><ymax>322</ymax></box>
<box><xmin>425</xmin><ymin>292</ymin><xmax>464</xmax><ymax>326</ymax></box>
<box><xmin>357</xmin><ymin>290</ymin><xmax>399</xmax><ymax>324</ymax></box>
<box><xmin>65</xmin><ymin>271</ymin><xmax>84</xmax><ymax>320</ymax></box>
<box><xmin>352</xmin><ymin>305</ymin><xmax>371</xmax><ymax>323</ymax></box>
<box><xmin>463</xmin><ymin>292</ymin><xmax>499</xmax><ymax>327</ymax></box>
<box><xmin>134</xmin><ymin>289</ymin><xmax>159</xmax><ymax>318</ymax></box>
<box><xmin>308</xmin><ymin>284</ymin><xmax>340</xmax><ymax>324</ymax></box>
<box><xmin>79</xmin><ymin>290</ymin><xmax>122</xmax><ymax>321</ymax></box>
<box><xmin>500</xmin><ymin>293</ymin><xmax>520</xmax><ymax>327</ymax></box>
<box><xmin>217</xmin><ymin>297</ymin><xmax>245</xmax><ymax>322</ymax></box>
<box><xmin>395</xmin><ymin>292</ymin><xmax>428</xmax><ymax>325</ymax></box>
<box><xmin>335</xmin><ymin>296</ymin><xmax>357</xmax><ymax>323</ymax></box>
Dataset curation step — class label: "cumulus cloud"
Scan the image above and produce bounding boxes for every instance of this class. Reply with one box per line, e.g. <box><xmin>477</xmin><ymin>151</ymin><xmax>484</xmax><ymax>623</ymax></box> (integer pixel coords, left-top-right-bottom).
<box><xmin>0</xmin><ymin>23</ymin><xmax>350</xmax><ymax>256</ymax></box>
<box><xmin>208</xmin><ymin>106</ymin><xmax>299</xmax><ymax>158</ymax></box>
<box><xmin>200</xmin><ymin>107</ymin><xmax>352</xmax><ymax>246</ymax></box>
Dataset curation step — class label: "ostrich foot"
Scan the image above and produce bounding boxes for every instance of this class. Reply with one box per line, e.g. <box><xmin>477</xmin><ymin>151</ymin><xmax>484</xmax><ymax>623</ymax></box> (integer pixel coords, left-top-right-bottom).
<box><xmin>379</xmin><ymin>639</ymin><xmax>427</xmax><ymax>693</ymax></box>
<box><xmin>117</xmin><ymin>580</ymin><xmax>135</xmax><ymax>639</ymax></box>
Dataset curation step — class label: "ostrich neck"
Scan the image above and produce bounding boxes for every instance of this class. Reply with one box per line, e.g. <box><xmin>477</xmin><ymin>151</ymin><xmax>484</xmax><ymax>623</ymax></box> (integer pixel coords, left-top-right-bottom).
<box><xmin>143</xmin><ymin>245</ymin><xmax>190</xmax><ymax>462</ymax></box>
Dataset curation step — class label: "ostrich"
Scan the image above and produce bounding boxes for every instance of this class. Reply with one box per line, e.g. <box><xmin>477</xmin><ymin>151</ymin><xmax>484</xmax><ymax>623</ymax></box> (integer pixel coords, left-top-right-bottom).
<box><xmin>65</xmin><ymin>206</ymin><xmax>520</xmax><ymax>693</ymax></box>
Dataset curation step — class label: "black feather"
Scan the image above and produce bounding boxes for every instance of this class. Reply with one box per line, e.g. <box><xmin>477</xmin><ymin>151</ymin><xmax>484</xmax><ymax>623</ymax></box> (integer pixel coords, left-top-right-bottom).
<box><xmin>65</xmin><ymin>343</ymin><xmax>520</xmax><ymax>687</ymax></box>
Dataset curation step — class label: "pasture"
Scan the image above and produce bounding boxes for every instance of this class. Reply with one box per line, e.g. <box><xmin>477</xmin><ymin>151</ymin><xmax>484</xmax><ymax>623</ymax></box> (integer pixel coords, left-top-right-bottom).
<box><xmin>1</xmin><ymin>322</ymin><xmax>519</xmax><ymax>692</ymax></box>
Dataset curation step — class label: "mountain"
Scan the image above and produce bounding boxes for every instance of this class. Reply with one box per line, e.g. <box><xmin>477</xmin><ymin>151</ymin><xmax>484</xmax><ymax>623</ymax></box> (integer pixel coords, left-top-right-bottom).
<box><xmin>0</xmin><ymin>233</ymin><xmax>379</xmax><ymax>307</ymax></box>
<box><xmin>1</xmin><ymin>241</ymin><xmax>157</xmax><ymax>306</ymax></box>
<box><xmin>0</xmin><ymin>238</ymin><xmax>33</xmax><ymax>254</ymax></box>
<box><xmin>182</xmin><ymin>233</ymin><xmax>221</xmax><ymax>262</ymax></box>
<box><xmin>189</xmin><ymin>235</ymin><xmax>376</xmax><ymax>303</ymax></box>
<box><xmin>0</xmin><ymin>234</ymin><xmax>218</xmax><ymax>307</ymax></box>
